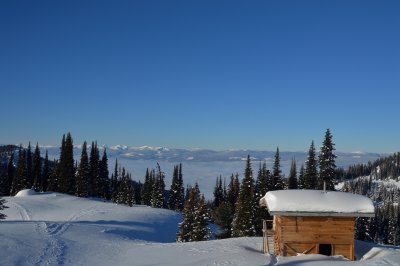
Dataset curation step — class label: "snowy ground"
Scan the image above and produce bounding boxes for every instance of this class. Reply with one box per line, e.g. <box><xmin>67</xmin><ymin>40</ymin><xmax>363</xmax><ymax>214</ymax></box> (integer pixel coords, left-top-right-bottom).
<box><xmin>1</xmin><ymin>190</ymin><xmax>400</xmax><ymax>266</ymax></box>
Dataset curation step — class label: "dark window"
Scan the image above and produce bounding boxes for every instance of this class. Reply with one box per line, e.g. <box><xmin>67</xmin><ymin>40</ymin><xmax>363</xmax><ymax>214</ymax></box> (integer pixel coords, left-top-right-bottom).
<box><xmin>319</xmin><ymin>244</ymin><xmax>332</xmax><ymax>256</ymax></box>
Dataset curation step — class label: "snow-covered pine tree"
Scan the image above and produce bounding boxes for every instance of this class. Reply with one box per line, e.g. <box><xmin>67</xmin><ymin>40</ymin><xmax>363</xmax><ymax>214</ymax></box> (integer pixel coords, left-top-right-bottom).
<box><xmin>271</xmin><ymin>147</ymin><xmax>285</xmax><ymax>190</ymax></box>
<box><xmin>232</xmin><ymin>155</ymin><xmax>256</xmax><ymax>237</ymax></box>
<box><xmin>387</xmin><ymin>203</ymin><xmax>397</xmax><ymax>245</ymax></box>
<box><xmin>304</xmin><ymin>141</ymin><xmax>318</xmax><ymax>189</ymax></box>
<box><xmin>318</xmin><ymin>128</ymin><xmax>337</xmax><ymax>190</ymax></box>
<box><xmin>75</xmin><ymin>141</ymin><xmax>89</xmax><ymax>197</ymax></box>
<box><xmin>151</xmin><ymin>163</ymin><xmax>165</xmax><ymax>208</ymax></box>
<box><xmin>0</xmin><ymin>196</ymin><xmax>7</xmax><ymax>220</ymax></box>
<box><xmin>288</xmin><ymin>158</ymin><xmax>298</xmax><ymax>189</ymax></box>
<box><xmin>192</xmin><ymin>194</ymin><xmax>210</xmax><ymax>241</ymax></box>
<box><xmin>176</xmin><ymin>185</ymin><xmax>210</xmax><ymax>242</ymax></box>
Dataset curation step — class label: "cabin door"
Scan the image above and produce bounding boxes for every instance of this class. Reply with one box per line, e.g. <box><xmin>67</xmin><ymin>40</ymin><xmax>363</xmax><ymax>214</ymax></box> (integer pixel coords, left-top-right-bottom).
<box><xmin>319</xmin><ymin>244</ymin><xmax>332</xmax><ymax>256</ymax></box>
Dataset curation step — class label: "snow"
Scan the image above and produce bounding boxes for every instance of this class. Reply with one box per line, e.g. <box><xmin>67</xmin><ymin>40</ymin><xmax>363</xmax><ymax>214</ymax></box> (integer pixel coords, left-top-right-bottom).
<box><xmin>14</xmin><ymin>189</ymin><xmax>38</xmax><ymax>197</ymax></box>
<box><xmin>1</xmin><ymin>190</ymin><xmax>399</xmax><ymax>265</ymax></box>
<box><xmin>260</xmin><ymin>190</ymin><xmax>375</xmax><ymax>216</ymax></box>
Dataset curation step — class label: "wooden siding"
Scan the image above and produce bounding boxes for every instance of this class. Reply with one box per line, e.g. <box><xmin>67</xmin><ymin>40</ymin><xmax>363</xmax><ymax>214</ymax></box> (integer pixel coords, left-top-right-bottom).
<box><xmin>274</xmin><ymin>216</ymin><xmax>355</xmax><ymax>260</ymax></box>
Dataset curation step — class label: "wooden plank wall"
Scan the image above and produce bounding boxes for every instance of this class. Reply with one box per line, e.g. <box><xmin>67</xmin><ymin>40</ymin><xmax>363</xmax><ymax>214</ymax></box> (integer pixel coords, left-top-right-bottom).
<box><xmin>275</xmin><ymin>216</ymin><xmax>355</xmax><ymax>260</ymax></box>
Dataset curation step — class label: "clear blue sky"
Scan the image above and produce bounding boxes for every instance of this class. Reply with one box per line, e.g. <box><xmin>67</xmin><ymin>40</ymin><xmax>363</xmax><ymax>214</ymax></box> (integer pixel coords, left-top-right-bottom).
<box><xmin>1</xmin><ymin>0</ymin><xmax>399</xmax><ymax>153</ymax></box>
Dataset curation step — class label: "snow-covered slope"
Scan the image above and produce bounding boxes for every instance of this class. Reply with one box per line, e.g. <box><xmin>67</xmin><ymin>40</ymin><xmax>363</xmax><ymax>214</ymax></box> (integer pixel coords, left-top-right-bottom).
<box><xmin>1</xmin><ymin>190</ymin><xmax>400</xmax><ymax>265</ymax></box>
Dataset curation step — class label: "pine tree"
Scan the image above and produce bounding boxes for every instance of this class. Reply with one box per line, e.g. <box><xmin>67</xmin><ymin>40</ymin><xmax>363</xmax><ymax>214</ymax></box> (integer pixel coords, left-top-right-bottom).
<box><xmin>134</xmin><ymin>180</ymin><xmax>142</xmax><ymax>204</ymax></box>
<box><xmin>298</xmin><ymin>164</ymin><xmax>305</xmax><ymax>189</ymax></box>
<box><xmin>76</xmin><ymin>142</ymin><xmax>89</xmax><ymax>197</ymax></box>
<box><xmin>227</xmin><ymin>174</ymin><xmax>240</xmax><ymax>208</ymax></box>
<box><xmin>168</xmin><ymin>163</ymin><xmax>184</xmax><ymax>211</ymax></box>
<box><xmin>232</xmin><ymin>155</ymin><xmax>255</xmax><ymax>237</ymax></box>
<box><xmin>41</xmin><ymin>151</ymin><xmax>49</xmax><ymax>192</ymax></box>
<box><xmin>213</xmin><ymin>175</ymin><xmax>224</xmax><ymax>208</ymax></box>
<box><xmin>141</xmin><ymin>168</ymin><xmax>153</xmax><ymax>205</ymax></box>
<box><xmin>5</xmin><ymin>153</ymin><xmax>14</xmax><ymax>196</ymax></box>
<box><xmin>32</xmin><ymin>143</ymin><xmax>41</xmax><ymax>191</ymax></box>
<box><xmin>168</xmin><ymin>165</ymin><xmax>179</xmax><ymax>210</ymax></box>
<box><xmin>116</xmin><ymin>167</ymin><xmax>126</xmax><ymax>204</ymax></box>
<box><xmin>98</xmin><ymin>148</ymin><xmax>110</xmax><ymax>199</ymax></box>
<box><xmin>318</xmin><ymin>129</ymin><xmax>337</xmax><ymax>190</ymax></box>
<box><xmin>59</xmin><ymin>133</ymin><xmax>75</xmax><ymax>194</ymax></box>
<box><xmin>11</xmin><ymin>146</ymin><xmax>28</xmax><ymax>195</ymax></box>
<box><xmin>254</xmin><ymin>161</ymin><xmax>271</xmax><ymax>235</ymax></box>
<box><xmin>26</xmin><ymin>142</ymin><xmax>33</xmax><ymax>188</ymax></box>
<box><xmin>271</xmin><ymin>147</ymin><xmax>285</xmax><ymax>190</ymax></box>
<box><xmin>110</xmin><ymin>159</ymin><xmax>119</xmax><ymax>202</ymax></box>
<box><xmin>304</xmin><ymin>141</ymin><xmax>318</xmax><ymax>189</ymax></box>
<box><xmin>355</xmin><ymin>217</ymin><xmax>368</xmax><ymax>241</ymax></box>
<box><xmin>212</xmin><ymin>200</ymin><xmax>233</xmax><ymax>238</ymax></box>
<box><xmin>0</xmin><ymin>165</ymin><xmax>6</xmax><ymax>196</ymax></box>
<box><xmin>126</xmin><ymin>174</ymin><xmax>135</xmax><ymax>206</ymax></box>
<box><xmin>177</xmin><ymin>163</ymin><xmax>185</xmax><ymax>211</ymax></box>
<box><xmin>288</xmin><ymin>158</ymin><xmax>298</xmax><ymax>189</ymax></box>
<box><xmin>47</xmin><ymin>160</ymin><xmax>59</xmax><ymax>192</ymax></box>
<box><xmin>89</xmin><ymin>141</ymin><xmax>100</xmax><ymax>197</ymax></box>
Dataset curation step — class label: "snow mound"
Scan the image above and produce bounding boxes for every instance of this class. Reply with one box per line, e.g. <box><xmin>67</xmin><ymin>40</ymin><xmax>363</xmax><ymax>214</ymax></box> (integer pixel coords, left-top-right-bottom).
<box><xmin>14</xmin><ymin>189</ymin><xmax>38</xmax><ymax>197</ymax></box>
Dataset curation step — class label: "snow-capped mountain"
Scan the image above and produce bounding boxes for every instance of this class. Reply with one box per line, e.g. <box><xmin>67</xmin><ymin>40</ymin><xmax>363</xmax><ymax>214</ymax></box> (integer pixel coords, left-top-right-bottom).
<box><xmin>41</xmin><ymin>144</ymin><xmax>383</xmax><ymax>165</ymax></box>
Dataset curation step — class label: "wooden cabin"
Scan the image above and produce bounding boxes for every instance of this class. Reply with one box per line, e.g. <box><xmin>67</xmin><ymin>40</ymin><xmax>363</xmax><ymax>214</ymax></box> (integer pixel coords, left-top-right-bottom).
<box><xmin>259</xmin><ymin>190</ymin><xmax>375</xmax><ymax>260</ymax></box>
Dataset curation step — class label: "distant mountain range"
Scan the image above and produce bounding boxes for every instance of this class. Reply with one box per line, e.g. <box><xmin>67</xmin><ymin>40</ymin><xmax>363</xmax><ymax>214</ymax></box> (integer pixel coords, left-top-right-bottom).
<box><xmin>39</xmin><ymin>144</ymin><xmax>384</xmax><ymax>167</ymax></box>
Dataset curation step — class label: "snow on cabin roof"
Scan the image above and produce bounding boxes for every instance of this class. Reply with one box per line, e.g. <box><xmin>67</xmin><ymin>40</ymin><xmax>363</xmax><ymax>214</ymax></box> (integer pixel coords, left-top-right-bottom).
<box><xmin>259</xmin><ymin>190</ymin><xmax>375</xmax><ymax>217</ymax></box>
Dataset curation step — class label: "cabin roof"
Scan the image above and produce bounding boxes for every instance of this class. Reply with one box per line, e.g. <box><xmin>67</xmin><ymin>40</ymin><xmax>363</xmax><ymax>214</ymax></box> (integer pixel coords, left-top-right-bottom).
<box><xmin>259</xmin><ymin>190</ymin><xmax>375</xmax><ymax>217</ymax></box>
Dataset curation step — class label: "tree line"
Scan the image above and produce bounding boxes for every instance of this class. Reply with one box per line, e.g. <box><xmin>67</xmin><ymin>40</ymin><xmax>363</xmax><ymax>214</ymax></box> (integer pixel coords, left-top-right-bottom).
<box><xmin>1</xmin><ymin>129</ymin><xmax>338</xmax><ymax>244</ymax></box>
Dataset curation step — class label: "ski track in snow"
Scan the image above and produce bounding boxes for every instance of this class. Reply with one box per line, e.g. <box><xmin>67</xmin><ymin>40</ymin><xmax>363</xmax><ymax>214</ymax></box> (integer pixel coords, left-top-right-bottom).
<box><xmin>8</xmin><ymin>201</ymin><xmax>105</xmax><ymax>266</ymax></box>
<box><xmin>7</xmin><ymin>201</ymin><xmax>66</xmax><ymax>265</ymax></box>
<box><xmin>36</xmin><ymin>206</ymin><xmax>105</xmax><ymax>266</ymax></box>
<box><xmin>8</xmin><ymin>201</ymin><xmax>32</xmax><ymax>221</ymax></box>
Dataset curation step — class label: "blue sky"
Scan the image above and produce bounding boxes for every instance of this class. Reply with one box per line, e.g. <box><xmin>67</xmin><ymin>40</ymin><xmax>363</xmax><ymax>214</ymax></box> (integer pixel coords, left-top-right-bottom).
<box><xmin>0</xmin><ymin>0</ymin><xmax>399</xmax><ymax>153</ymax></box>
